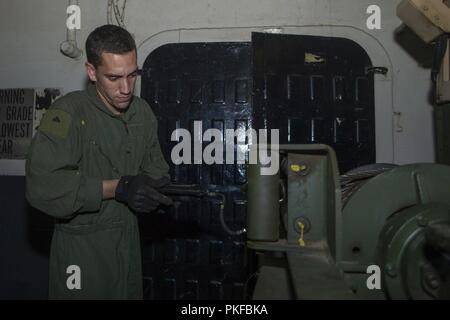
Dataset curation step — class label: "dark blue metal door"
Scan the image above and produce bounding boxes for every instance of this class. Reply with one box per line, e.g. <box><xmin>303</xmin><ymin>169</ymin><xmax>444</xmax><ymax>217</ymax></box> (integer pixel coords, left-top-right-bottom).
<box><xmin>140</xmin><ymin>43</ymin><xmax>252</xmax><ymax>300</ymax></box>
<box><xmin>252</xmin><ymin>32</ymin><xmax>375</xmax><ymax>172</ymax></box>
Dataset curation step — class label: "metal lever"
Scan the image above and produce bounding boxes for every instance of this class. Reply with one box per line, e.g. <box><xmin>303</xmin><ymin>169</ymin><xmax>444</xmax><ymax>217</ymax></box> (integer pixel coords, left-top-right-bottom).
<box><xmin>157</xmin><ymin>184</ymin><xmax>246</xmax><ymax>236</ymax></box>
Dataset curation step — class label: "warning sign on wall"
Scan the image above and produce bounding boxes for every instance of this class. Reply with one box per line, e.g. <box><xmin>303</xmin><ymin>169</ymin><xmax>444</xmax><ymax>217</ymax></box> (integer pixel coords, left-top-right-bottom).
<box><xmin>0</xmin><ymin>88</ymin><xmax>61</xmax><ymax>159</ymax></box>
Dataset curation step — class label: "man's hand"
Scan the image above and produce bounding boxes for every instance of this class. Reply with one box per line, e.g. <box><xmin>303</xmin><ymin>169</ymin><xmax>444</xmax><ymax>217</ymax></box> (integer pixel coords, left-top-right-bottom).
<box><xmin>115</xmin><ymin>175</ymin><xmax>173</xmax><ymax>213</ymax></box>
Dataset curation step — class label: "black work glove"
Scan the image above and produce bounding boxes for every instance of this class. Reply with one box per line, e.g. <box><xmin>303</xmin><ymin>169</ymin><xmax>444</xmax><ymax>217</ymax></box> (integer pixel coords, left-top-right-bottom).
<box><xmin>115</xmin><ymin>175</ymin><xmax>173</xmax><ymax>213</ymax></box>
<box><xmin>143</xmin><ymin>175</ymin><xmax>172</xmax><ymax>190</ymax></box>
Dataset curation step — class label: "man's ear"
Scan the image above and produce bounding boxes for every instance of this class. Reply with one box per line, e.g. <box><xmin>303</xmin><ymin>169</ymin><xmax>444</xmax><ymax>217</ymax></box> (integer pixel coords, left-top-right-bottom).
<box><xmin>85</xmin><ymin>62</ymin><xmax>97</xmax><ymax>82</ymax></box>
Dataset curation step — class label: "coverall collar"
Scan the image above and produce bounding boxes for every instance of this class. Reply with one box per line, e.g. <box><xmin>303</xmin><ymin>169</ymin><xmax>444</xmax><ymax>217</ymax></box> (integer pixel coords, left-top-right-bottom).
<box><xmin>87</xmin><ymin>82</ymin><xmax>137</xmax><ymax>121</ymax></box>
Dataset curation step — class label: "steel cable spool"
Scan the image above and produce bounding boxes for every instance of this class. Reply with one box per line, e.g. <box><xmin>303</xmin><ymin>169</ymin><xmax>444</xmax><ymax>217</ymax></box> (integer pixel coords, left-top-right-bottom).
<box><xmin>340</xmin><ymin>163</ymin><xmax>398</xmax><ymax>208</ymax></box>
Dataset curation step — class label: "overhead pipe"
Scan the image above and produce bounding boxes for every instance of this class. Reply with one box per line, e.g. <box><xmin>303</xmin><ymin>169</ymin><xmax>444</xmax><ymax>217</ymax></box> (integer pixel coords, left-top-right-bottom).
<box><xmin>60</xmin><ymin>0</ymin><xmax>83</xmax><ymax>59</ymax></box>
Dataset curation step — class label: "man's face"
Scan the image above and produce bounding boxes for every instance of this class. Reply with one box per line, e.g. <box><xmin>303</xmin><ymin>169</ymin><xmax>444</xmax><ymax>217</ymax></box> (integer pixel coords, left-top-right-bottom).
<box><xmin>86</xmin><ymin>50</ymin><xmax>138</xmax><ymax>114</ymax></box>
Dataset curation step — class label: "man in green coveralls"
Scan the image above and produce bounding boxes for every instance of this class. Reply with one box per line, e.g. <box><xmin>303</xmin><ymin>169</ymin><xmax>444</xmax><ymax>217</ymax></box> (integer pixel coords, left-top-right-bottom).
<box><xmin>26</xmin><ymin>25</ymin><xmax>172</xmax><ymax>299</ymax></box>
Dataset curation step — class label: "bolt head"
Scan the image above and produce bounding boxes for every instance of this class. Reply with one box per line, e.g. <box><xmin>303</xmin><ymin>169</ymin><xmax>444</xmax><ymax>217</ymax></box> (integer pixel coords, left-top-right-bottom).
<box><xmin>385</xmin><ymin>263</ymin><xmax>397</xmax><ymax>277</ymax></box>
<box><xmin>416</xmin><ymin>215</ymin><xmax>428</xmax><ymax>227</ymax></box>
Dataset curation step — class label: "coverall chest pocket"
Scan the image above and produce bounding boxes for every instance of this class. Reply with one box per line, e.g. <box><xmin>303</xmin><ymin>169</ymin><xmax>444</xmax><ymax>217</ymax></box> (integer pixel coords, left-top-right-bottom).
<box><xmin>126</xmin><ymin>123</ymin><xmax>146</xmax><ymax>173</ymax></box>
<box><xmin>84</xmin><ymin>139</ymin><xmax>119</xmax><ymax>178</ymax></box>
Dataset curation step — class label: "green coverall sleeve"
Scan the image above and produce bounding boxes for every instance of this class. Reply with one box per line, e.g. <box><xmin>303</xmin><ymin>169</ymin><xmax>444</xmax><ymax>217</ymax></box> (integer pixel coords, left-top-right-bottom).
<box><xmin>139</xmin><ymin>107</ymin><xmax>170</xmax><ymax>180</ymax></box>
<box><xmin>25</xmin><ymin>108</ymin><xmax>103</xmax><ymax>219</ymax></box>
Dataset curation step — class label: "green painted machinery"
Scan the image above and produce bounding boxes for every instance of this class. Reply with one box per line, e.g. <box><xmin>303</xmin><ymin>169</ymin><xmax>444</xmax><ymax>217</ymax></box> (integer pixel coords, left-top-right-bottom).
<box><xmin>247</xmin><ymin>144</ymin><xmax>450</xmax><ymax>299</ymax></box>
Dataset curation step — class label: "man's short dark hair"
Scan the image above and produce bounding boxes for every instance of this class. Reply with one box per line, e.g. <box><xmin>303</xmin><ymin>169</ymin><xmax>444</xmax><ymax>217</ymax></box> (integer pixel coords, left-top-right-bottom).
<box><xmin>86</xmin><ymin>25</ymin><xmax>136</xmax><ymax>68</ymax></box>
